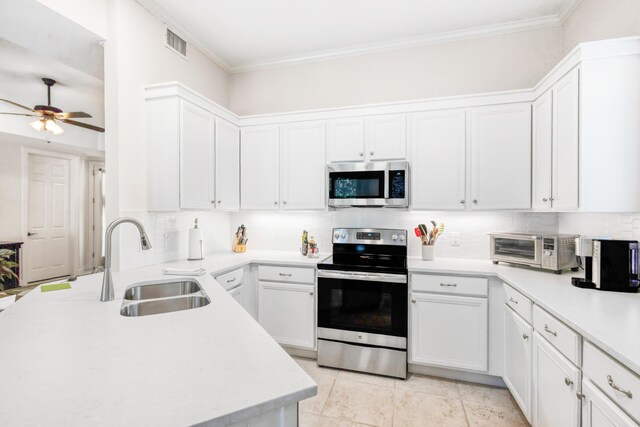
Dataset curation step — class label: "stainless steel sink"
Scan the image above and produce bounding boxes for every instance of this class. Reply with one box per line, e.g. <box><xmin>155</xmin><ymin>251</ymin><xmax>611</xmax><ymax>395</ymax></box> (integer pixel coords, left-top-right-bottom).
<box><xmin>120</xmin><ymin>295</ymin><xmax>210</xmax><ymax>317</ymax></box>
<box><xmin>123</xmin><ymin>279</ymin><xmax>202</xmax><ymax>300</ymax></box>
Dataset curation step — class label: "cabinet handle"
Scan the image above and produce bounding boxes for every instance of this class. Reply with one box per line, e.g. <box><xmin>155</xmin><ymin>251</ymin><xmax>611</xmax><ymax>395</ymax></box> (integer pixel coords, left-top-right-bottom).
<box><xmin>440</xmin><ymin>283</ymin><xmax>458</xmax><ymax>287</ymax></box>
<box><xmin>473</xmin><ymin>200</ymin><xmax>478</xmax><ymax>204</ymax></box>
<box><xmin>309</xmin><ymin>291</ymin><xmax>314</xmax><ymax>296</ymax></box>
<box><xmin>359</xmin><ymin>152</ymin><xmax>364</xmax><ymax>157</ymax></box>
<box><xmin>565</xmin><ymin>377</ymin><xmax>574</xmax><ymax>387</ymax></box>
<box><xmin>274</xmin><ymin>201</ymin><xmax>278</xmax><ymax>205</ymax></box>
<box><xmin>460</xmin><ymin>200</ymin><xmax>465</xmax><ymax>204</ymax></box>
<box><xmin>522</xmin><ymin>334</ymin><xmax>529</xmax><ymax>340</ymax></box>
<box><xmin>550</xmin><ymin>197</ymin><xmax>555</xmax><ymax>202</ymax></box>
<box><xmin>509</xmin><ymin>297</ymin><xmax>519</xmax><ymax>305</ymax></box>
<box><xmin>217</xmin><ymin>200</ymin><xmax>222</xmax><ymax>204</ymax></box>
<box><xmin>411</xmin><ymin>299</ymin><xmax>416</xmax><ymax>303</ymax></box>
<box><xmin>370</xmin><ymin>151</ymin><xmax>374</xmax><ymax>156</ymax></box>
<box><xmin>607</xmin><ymin>375</ymin><xmax>633</xmax><ymax>399</ymax></box>
<box><xmin>283</xmin><ymin>201</ymin><xmax>287</xmax><ymax>205</ymax></box>
<box><xmin>279</xmin><ymin>273</ymin><xmax>292</xmax><ymax>277</ymax></box>
<box><xmin>226</xmin><ymin>277</ymin><xmax>236</xmax><ymax>283</ymax></box>
<box><xmin>211</xmin><ymin>200</ymin><xmax>215</xmax><ymax>204</ymax></box>
<box><xmin>28</xmin><ymin>232</ymin><xmax>38</xmax><ymax>236</ymax></box>
<box><xmin>542</xmin><ymin>198</ymin><xmax>548</xmax><ymax>202</ymax></box>
<box><xmin>544</xmin><ymin>324</ymin><xmax>558</xmax><ymax>337</ymax></box>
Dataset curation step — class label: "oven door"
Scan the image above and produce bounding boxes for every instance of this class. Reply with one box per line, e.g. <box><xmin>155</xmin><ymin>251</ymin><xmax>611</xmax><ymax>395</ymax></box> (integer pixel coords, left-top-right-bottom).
<box><xmin>317</xmin><ymin>270</ymin><xmax>408</xmax><ymax>349</ymax></box>
<box><xmin>490</xmin><ymin>234</ymin><xmax>543</xmax><ymax>267</ymax></box>
<box><xmin>328</xmin><ymin>169</ymin><xmax>387</xmax><ymax>207</ymax></box>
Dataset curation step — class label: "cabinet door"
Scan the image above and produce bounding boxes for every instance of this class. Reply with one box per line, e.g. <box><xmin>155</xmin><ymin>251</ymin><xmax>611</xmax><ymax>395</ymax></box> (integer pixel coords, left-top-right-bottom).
<box><xmin>365</xmin><ymin>114</ymin><xmax>407</xmax><ymax>161</ymax></box>
<box><xmin>180</xmin><ymin>100</ymin><xmax>214</xmax><ymax>209</ymax></box>
<box><xmin>281</xmin><ymin>121</ymin><xmax>326</xmax><ymax>210</ymax></box>
<box><xmin>532</xmin><ymin>91</ymin><xmax>553</xmax><ymax>210</ymax></box>
<box><xmin>552</xmin><ymin>67</ymin><xmax>580</xmax><ymax>210</ymax></box>
<box><xmin>327</xmin><ymin>118</ymin><xmax>365</xmax><ymax>162</ymax></box>
<box><xmin>228</xmin><ymin>285</ymin><xmax>244</xmax><ymax>308</ymax></box>
<box><xmin>410</xmin><ymin>293</ymin><xmax>488</xmax><ymax>372</ymax></box>
<box><xmin>409</xmin><ymin>110</ymin><xmax>466</xmax><ymax>210</ymax></box>
<box><xmin>241</xmin><ymin>125</ymin><xmax>280</xmax><ymax>210</ymax></box>
<box><xmin>532</xmin><ymin>332</ymin><xmax>581</xmax><ymax>427</ymax></box>
<box><xmin>582</xmin><ymin>379</ymin><xmax>639</xmax><ymax>427</ymax></box>
<box><xmin>258</xmin><ymin>281</ymin><xmax>315</xmax><ymax>349</ymax></box>
<box><xmin>504</xmin><ymin>306</ymin><xmax>533</xmax><ymax>421</ymax></box>
<box><xmin>470</xmin><ymin>104</ymin><xmax>532</xmax><ymax>209</ymax></box>
<box><xmin>215</xmin><ymin>118</ymin><xmax>240</xmax><ymax>211</ymax></box>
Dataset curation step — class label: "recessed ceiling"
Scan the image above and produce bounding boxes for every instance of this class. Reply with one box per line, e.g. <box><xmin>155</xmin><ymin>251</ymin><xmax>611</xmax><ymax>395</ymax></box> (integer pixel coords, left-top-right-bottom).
<box><xmin>141</xmin><ymin>0</ymin><xmax>580</xmax><ymax>72</ymax></box>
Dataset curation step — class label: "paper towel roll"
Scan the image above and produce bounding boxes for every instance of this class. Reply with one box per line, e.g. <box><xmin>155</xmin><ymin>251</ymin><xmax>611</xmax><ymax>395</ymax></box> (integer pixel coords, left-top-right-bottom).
<box><xmin>188</xmin><ymin>227</ymin><xmax>204</xmax><ymax>260</ymax></box>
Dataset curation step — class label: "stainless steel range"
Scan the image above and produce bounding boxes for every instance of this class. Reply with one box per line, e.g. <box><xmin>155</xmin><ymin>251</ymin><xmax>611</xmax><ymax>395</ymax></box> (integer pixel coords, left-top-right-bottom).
<box><xmin>317</xmin><ymin>228</ymin><xmax>408</xmax><ymax>379</ymax></box>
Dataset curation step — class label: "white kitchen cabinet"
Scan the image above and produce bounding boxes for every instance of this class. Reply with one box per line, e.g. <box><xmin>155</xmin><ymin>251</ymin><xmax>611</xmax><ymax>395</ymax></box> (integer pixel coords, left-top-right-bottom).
<box><xmin>552</xmin><ymin>67</ymin><xmax>580</xmax><ymax>210</ymax></box>
<box><xmin>582</xmin><ymin>379</ymin><xmax>639</xmax><ymax>427</ymax></box>
<box><xmin>532</xmin><ymin>91</ymin><xmax>553</xmax><ymax>210</ymax></box>
<box><xmin>365</xmin><ymin>114</ymin><xmax>406</xmax><ymax>161</ymax></box>
<box><xmin>258</xmin><ymin>281</ymin><xmax>315</xmax><ymax>349</ymax></box>
<box><xmin>532</xmin><ymin>332</ymin><xmax>581</xmax><ymax>427</ymax></box>
<box><xmin>228</xmin><ymin>284</ymin><xmax>244</xmax><ymax>307</ymax></box>
<box><xmin>470</xmin><ymin>103</ymin><xmax>532</xmax><ymax>210</ymax></box>
<box><xmin>327</xmin><ymin>118</ymin><xmax>365</xmax><ymax>162</ymax></box>
<box><xmin>241</xmin><ymin>125</ymin><xmax>280</xmax><ymax>210</ymax></box>
<box><xmin>504</xmin><ymin>305</ymin><xmax>533</xmax><ymax>421</ymax></box>
<box><xmin>214</xmin><ymin>118</ymin><xmax>240</xmax><ymax>211</ymax></box>
<box><xmin>410</xmin><ymin>292</ymin><xmax>488</xmax><ymax>372</ymax></box>
<box><xmin>409</xmin><ymin>110</ymin><xmax>466</xmax><ymax>210</ymax></box>
<box><xmin>281</xmin><ymin>121</ymin><xmax>326</xmax><ymax>210</ymax></box>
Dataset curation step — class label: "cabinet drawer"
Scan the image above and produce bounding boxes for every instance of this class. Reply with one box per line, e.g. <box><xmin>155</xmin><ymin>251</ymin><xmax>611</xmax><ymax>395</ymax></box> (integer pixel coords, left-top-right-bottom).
<box><xmin>258</xmin><ymin>265</ymin><xmax>315</xmax><ymax>284</ymax></box>
<box><xmin>503</xmin><ymin>283</ymin><xmax>533</xmax><ymax>323</ymax></box>
<box><xmin>411</xmin><ymin>274</ymin><xmax>488</xmax><ymax>297</ymax></box>
<box><xmin>533</xmin><ymin>305</ymin><xmax>581</xmax><ymax>366</ymax></box>
<box><xmin>584</xmin><ymin>341</ymin><xmax>640</xmax><ymax>423</ymax></box>
<box><xmin>215</xmin><ymin>268</ymin><xmax>244</xmax><ymax>291</ymax></box>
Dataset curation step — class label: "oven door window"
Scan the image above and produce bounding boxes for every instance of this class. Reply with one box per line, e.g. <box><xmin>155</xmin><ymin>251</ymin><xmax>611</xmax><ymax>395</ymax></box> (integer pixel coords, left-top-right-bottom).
<box><xmin>318</xmin><ymin>277</ymin><xmax>407</xmax><ymax>337</ymax></box>
<box><xmin>494</xmin><ymin>238</ymin><xmax>537</xmax><ymax>260</ymax></box>
<box><xmin>329</xmin><ymin>171</ymin><xmax>385</xmax><ymax>199</ymax></box>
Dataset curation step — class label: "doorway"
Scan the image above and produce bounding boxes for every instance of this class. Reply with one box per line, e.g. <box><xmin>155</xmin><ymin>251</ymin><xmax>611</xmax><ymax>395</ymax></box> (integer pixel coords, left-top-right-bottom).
<box><xmin>89</xmin><ymin>161</ymin><xmax>105</xmax><ymax>271</ymax></box>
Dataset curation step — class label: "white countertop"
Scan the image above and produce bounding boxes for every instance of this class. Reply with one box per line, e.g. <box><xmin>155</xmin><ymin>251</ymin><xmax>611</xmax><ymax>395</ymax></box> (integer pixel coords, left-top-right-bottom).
<box><xmin>0</xmin><ymin>250</ymin><xmax>323</xmax><ymax>427</ymax></box>
<box><xmin>408</xmin><ymin>257</ymin><xmax>640</xmax><ymax>376</ymax></box>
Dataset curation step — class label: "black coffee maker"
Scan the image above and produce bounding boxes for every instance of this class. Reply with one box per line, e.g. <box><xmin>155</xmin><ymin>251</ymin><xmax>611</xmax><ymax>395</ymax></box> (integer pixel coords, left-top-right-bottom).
<box><xmin>572</xmin><ymin>237</ymin><xmax>596</xmax><ymax>288</ymax></box>
<box><xmin>572</xmin><ymin>238</ymin><xmax>640</xmax><ymax>293</ymax></box>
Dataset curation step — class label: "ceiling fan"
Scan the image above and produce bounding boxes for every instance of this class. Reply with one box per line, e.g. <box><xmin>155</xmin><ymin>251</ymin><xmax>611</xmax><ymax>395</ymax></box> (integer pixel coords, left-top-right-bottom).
<box><xmin>0</xmin><ymin>77</ymin><xmax>105</xmax><ymax>135</ymax></box>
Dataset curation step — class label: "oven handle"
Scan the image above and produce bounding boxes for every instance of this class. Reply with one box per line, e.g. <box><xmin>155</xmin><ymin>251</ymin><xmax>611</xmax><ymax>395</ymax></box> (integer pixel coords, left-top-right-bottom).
<box><xmin>318</xmin><ymin>270</ymin><xmax>407</xmax><ymax>284</ymax></box>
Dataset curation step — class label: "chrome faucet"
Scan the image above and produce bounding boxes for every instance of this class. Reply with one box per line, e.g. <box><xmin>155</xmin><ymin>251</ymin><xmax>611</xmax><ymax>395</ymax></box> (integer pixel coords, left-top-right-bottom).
<box><xmin>101</xmin><ymin>217</ymin><xmax>152</xmax><ymax>302</ymax></box>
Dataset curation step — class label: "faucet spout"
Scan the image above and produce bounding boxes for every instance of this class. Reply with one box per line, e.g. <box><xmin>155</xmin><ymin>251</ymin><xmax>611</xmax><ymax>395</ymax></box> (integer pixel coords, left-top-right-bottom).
<box><xmin>101</xmin><ymin>217</ymin><xmax>152</xmax><ymax>302</ymax></box>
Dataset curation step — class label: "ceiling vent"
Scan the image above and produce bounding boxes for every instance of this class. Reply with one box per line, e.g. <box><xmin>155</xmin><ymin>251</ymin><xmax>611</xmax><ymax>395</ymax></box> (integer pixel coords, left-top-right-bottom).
<box><xmin>166</xmin><ymin>28</ymin><xmax>187</xmax><ymax>59</ymax></box>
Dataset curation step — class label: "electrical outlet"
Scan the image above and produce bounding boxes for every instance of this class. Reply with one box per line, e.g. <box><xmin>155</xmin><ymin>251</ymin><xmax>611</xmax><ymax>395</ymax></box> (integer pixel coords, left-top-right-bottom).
<box><xmin>164</xmin><ymin>233</ymin><xmax>172</xmax><ymax>248</ymax></box>
<box><xmin>451</xmin><ymin>232</ymin><xmax>461</xmax><ymax>246</ymax></box>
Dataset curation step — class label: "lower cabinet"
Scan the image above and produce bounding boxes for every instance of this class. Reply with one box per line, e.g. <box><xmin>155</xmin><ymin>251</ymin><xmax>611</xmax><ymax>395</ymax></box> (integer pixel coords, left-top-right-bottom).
<box><xmin>582</xmin><ymin>379</ymin><xmax>639</xmax><ymax>427</ymax></box>
<box><xmin>410</xmin><ymin>292</ymin><xmax>488</xmax><ymax>372</ymax></box>
<box><xmin>228</xmin><ymin>284</ymin><xmax>243</xmax><ymax>307</ymax></box>
<box><xmin>504</xmin><ymin>305</ymin><xmax>533</xmax><ymax>421</ymax></box>
<box><xmin>258</xmin><ymin>281</ymin><xmax>315</xmax><ymax>349</ymax></box>
<box><xmin>532</xmin><ymin>331</ymin><xmax>582</xmax><ymax>427</ymax></box>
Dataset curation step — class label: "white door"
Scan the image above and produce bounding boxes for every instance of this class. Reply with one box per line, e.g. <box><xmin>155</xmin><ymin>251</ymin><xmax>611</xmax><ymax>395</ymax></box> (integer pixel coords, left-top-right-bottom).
<box><xmin>409</xmin><ymin>110</ymin><xmax>466</xmax><ymax>210</ymax></box>
<box><xmin>90</xmin><ymin>163</ymin><xmax>106</xmax><ymax>268</ymax></box>
<box><xmin>228</xmin><ymin>285</ymin><xmax>244</xmax><ymax>308</ymax></box>
<box><xmin>532</xmin><ymin>91</ymin><xmax>553</xmax><ymax>210</ymax></box>
<box><xmin>532</xmin><ymin>332</ymin><xmax>581</xmax><ymax>427</ymax></box>
<box><xmin>365</xmin><ymin>114</ymin><xmax>407</xmax><ymax>161</ymax></box>
<box><xmin>281</xmin><ymin>121</ymin><xmax>326</xmax><ymax>210</ymax></box>
<box><xmin>504</xmin><ymin>306</ymin><xmax>533</xmax><ymax>421</ymax></box>
<box><xmin>180</xmin><ymin>100</ymin><xmax>214</xmax><ymax>209</ymax></box>
<box><xmin>582</xmin><ymin>379</ymin><xmax>639</xmax><ymax>427</ymax></box>
<box><xmin>241</xmin><ymin>125</ymin><xmax>280</xmax><ymax>210</ymax></box>
<box><xmin>470</xmin><ymin>104</ymin><xmax>532</xmax><ymax>210</ymax></box>
<box><xmin>258</xmin><ymin>281</ymin><xmax>315</xmax><ymax>349</ymax></box>
<box><xmin>327</xmin><ymin>118</ymin><xmax>365</xmax><ymax>162</ymax></box>
<box><xmin>552</xmin><ymin>67</ymin><xmax>580</xmax><ymax>210</ymax></box>
<box><xmin>410</xmin><ymin>292</ymin><xmax>488</xmax><ymax>371</ymax></box>
<box><xmin>215</xmin><ymin>117</ymin><xmax>240</xmax><ymax>211</ymax></box>
<box><xmin>27</xmin><ymin>154</ymin><xmax>71</xmax><ymax>283</ymax></box>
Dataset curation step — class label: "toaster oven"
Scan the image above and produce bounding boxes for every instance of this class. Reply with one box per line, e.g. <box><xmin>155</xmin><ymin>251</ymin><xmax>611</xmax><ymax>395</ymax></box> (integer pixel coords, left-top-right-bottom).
<box><xmin>489</xmin><ymin>233</ymin><xmax>579</xmax><ymax>274</ymax></box>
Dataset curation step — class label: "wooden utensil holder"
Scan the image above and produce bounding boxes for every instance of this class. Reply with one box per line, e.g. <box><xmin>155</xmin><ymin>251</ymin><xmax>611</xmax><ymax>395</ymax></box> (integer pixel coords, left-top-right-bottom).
<box><xmin>232</xmin><ymin>236</ymin><xmax>246</xmax><ymax>253</ymax></box>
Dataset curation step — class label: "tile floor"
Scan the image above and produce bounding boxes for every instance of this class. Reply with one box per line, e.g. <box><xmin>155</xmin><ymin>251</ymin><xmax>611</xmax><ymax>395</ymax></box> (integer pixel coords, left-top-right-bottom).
<box><xmin>294</xmin><ymin>357</ymin><xmax>529</xmax><ymax>427</ymax></box>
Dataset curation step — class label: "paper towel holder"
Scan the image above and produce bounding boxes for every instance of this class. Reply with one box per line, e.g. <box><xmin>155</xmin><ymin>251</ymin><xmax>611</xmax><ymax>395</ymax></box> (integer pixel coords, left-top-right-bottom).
<box><xmin>187</xmin><ymin>218</ymin><xmax>204</xmax><ymax>261</ymax></box>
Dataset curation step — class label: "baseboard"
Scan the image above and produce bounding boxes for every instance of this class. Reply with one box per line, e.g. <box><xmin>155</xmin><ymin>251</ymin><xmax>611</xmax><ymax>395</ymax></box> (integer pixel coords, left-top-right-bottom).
<box><xmin>282</xmin><ymin>346</ymin><xmax>317</xmax><ymax>359</ymax></box>
<box><xmin>408</xmin><ymin>363</ymin><xmax>506</xmax><ymax>387</ymax></box>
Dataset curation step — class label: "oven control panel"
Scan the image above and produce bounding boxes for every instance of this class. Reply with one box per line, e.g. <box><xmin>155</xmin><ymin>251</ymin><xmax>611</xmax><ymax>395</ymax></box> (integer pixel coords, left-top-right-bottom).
<box><xmin>332</xmin><ymin>228</ymin><xmax>407</xmax><ymax>246</ymax></box>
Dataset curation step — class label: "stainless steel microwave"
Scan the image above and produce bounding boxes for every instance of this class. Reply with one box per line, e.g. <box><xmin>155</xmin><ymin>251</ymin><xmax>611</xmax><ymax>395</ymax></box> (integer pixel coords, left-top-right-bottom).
<box><xmin>327</xmin><ymin>161</ymin><xmax>409</xmax><ymax>208</ymax></box>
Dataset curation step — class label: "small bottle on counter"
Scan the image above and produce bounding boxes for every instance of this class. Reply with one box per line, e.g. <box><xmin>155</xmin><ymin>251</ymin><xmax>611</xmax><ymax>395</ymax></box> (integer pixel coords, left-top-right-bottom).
<box><xmin>307</xmin><ymin>236</ymin><xmax>318</xmax><ymax>258</ymax></box>
<box><xmin>301</xmin><ymin>230</ymin><xmax>309</xmax><ymax>256</ymax></box>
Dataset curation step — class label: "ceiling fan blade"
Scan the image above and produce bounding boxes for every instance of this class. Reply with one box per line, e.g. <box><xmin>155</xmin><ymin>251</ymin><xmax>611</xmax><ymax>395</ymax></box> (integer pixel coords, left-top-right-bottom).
<box><xmin>0</xmin><ymin>98</ymin><xmax>36</xmax><ymax>112</ymax></box>
<box><xmin>0</xmin><ymin>112</ymin><xmax>39</xmax><ymax>117</ymax></box>
<box><xmin>56</xmin><ymin>111</ymin><xmax>92</xmax><ymax>119</ymax></box>
<box><xmin>60</xmin><ymin>119</ymin><xmax>105</xmax><ymax>133</ymax></box>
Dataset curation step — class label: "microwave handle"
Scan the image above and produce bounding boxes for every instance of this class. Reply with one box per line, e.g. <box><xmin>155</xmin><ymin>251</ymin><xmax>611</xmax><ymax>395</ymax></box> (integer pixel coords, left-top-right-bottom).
<box><xmin>490</xmin><ymin>233</ymin><xmax>542</xmax><ymax>241</ymax></box>
<box><xmin>384</xmin><ymin>170</ymin><xmax>389</xmax><ymax>199</ymax></box>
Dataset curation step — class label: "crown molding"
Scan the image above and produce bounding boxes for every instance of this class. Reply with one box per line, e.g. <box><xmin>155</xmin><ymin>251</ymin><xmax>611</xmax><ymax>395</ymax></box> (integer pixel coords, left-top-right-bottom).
<box><xmin>558</xmin><ymin>0</ymin><xmax>583</xmax><ymax>24</ymax></box>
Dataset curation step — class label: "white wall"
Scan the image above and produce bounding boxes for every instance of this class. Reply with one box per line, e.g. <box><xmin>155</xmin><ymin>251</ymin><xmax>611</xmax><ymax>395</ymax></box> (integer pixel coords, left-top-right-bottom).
<box><xmin>37</xmin><ymin>0</ymin><xmax>107</xmax><ymax>39</ymax></box>
<box><xmin>562</xmin><ymin>0</ymin><xmax>640</xmax><ymax>54</ymax></box>
<box><xmin>229</xmin><ymin>27</ymin><xmax>563</xmax><ymax>115</ymax></box>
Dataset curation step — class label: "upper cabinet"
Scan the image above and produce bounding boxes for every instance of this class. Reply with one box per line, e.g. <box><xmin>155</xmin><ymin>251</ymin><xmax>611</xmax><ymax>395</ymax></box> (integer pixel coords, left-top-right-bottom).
<box><xmin>470</xmin><ymin>104</ymin><xmax>532</xmax><ymax>210</ymax></box>
<box><xmin>327</xmin><ymin>115</ymin><xmax>406</xmax><ymax>163</ymax></box>
<box><xmin>241</xmin><ymin>125</ymin><xmax>280</xmax><ymax>210</ymax></box>
<box><xmin>409</xmin><ymin>110</ymin><xmax>466</xmax><ymax>210</ymax></box>
<box><xmin>214</xmin><ymin>118</ymin><xmax>240</xmax><ymax>211</ymax></box>
<box><xmin>281</xmin><ymin>121</ymin><xmax>326</xmax><ymax>210</ymax></box>
<box><xmin>533</xmin><ymin>68</ymin><xmax>580</xmax><ymax>210</ymax></box>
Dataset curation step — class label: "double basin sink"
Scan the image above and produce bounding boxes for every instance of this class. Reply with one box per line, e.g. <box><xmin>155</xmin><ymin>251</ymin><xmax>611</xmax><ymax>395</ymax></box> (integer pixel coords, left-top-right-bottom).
<box><xmin>120</xmin><ymin>279</ymin><xmax>211</xmax><ymax>317</ymax></box>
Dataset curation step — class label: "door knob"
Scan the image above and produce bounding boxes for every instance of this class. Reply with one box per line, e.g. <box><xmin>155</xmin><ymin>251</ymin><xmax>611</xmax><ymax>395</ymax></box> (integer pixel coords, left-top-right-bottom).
<box><xmin>27</xmin><ymin>232</ymin><xmax>38</xmax><ymax>236</ymax></box>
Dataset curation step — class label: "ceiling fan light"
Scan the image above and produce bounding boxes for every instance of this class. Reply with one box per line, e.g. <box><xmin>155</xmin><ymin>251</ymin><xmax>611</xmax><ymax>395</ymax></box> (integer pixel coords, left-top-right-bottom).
<box><xmin>44</xmin><ymin>118</ymin><xmax>63</xmax><ymax>135</ymax></box>
<box><xmin>30</xmin><ymin>119</ymin><xmax>45</xmax><ymax>131</ymax></box>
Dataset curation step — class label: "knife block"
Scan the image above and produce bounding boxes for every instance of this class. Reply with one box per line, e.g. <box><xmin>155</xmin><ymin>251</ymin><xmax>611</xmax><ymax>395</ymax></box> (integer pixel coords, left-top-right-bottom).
<box><xmin>232</xmin><ymin>236</ymin><xmax>246</xmax><ymax>253</ymax></box>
